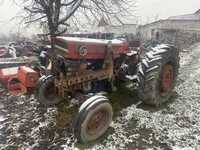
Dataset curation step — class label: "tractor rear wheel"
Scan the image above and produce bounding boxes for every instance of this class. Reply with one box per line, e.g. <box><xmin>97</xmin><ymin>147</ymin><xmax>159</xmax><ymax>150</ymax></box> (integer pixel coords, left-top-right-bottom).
<box><xmin>73</xmin><ymin>95</ymin><xmax>113</xmax><ymax>143</ymax></box>
<box><xmin>37</xmin><ymin>75</ymin><xmax>61</xmax><ymax>106</ymax></box>
<box><xmin>137</xmin><ymin>44</ymin><xmax>179</xmax><ymax>106</ymax></box>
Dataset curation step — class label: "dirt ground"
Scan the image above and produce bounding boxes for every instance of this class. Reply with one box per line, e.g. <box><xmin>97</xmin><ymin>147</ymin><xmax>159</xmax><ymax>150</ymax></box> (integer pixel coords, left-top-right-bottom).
<box><xmin>1</xmin><ymin>43</ymin><xmax>200</xmax><ymax>150</ymax></box>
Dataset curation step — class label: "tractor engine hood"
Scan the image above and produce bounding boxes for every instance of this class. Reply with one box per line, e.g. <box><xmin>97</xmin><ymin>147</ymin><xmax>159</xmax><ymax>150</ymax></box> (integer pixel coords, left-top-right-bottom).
<box><xmin>54</xmin><ymin>36</ymin><xmax>129</xmax><ymax>60</ymax></box>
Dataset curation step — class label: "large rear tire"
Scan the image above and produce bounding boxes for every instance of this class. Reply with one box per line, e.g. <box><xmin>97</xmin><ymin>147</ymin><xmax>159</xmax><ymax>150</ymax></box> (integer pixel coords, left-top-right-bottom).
<box><xmin>137</xmin><ymin>44</ymin><xmax>179</xmax><ymax>106</ymax></box>
<box><xmin>73</xmin><ymin>95</ymin><xmax>113</xmax><ymax>143</ymax></box>
<box><xmin>37</xmin><ymin>75</ymin><xmax>61</xmax><ymax>106</ymax></box>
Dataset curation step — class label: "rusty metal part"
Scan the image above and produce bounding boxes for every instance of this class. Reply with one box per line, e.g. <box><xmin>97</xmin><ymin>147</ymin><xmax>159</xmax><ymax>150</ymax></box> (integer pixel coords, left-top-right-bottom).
<box><xmin>54</xmin><ymin>42</ymin><xmax>114</xmax><ymax>98</ymax></box>
<box><xmin>7</xmin><ymin>78</ymin><xmax>27</xmax><ymax>96</ymax></box>
<box><xmin>86</xmin><ymin>110</ymin><xmax>107</xmax><ymax>135</ymax></box>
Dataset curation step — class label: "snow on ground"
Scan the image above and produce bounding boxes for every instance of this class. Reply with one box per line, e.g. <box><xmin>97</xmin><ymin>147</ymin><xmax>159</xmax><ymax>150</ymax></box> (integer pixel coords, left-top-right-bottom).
<box><xmin>1</xmin><ymin>43</ymin><xmax>200</xmax><ymax>150</ymax></box>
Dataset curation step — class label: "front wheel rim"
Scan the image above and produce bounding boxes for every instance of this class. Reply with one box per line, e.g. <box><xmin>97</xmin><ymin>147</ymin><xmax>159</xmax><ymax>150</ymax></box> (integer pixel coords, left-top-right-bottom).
<box><xmin>86</xmin><ymin>110</ymin><xmax>108</xmax><ymax>136</ymax></box>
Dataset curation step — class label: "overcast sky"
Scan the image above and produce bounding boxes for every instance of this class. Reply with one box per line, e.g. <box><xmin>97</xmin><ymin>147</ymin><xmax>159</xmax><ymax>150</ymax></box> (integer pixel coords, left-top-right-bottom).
<box><xmin>137</xmin><ymin>0</ymin><xmax>200</xmax><ymax>24</ymax></box>
<box><xmin>0</xmin><ymin>0</ymin><xmax>199</xmax><ymax>35</ymax></box>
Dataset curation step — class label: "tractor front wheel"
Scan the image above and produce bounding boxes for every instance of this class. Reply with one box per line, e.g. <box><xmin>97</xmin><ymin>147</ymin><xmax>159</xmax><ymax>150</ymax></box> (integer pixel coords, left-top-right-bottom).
<box><xmin>37</xmin><ymin>75</ymin><xmax>61</xmax><ymax>106</ymax></box>
<box><xmin>73</xmin><ymin>95</ymin><xmax>113</xmax><ymax>143</ymax></box>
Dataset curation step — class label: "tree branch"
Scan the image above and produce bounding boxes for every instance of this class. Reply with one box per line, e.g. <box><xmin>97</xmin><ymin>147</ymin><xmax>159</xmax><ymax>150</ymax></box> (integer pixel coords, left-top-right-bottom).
<box><xmin>25</xmin><ymin>15</ymin><xmax>46</xmax><ymax>24</ymax></box>
<box><xmin>59</xmin><ymin>0</ymin><xmax>83</xmax><ymax>24</ymax></box>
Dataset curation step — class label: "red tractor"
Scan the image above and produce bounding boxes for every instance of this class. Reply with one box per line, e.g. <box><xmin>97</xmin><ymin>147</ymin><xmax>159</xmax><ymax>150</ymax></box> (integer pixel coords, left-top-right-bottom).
<box><xmin>36</xmin><ymin>37</ymin><xmax>179</xmax><ymax>143</ymax></box>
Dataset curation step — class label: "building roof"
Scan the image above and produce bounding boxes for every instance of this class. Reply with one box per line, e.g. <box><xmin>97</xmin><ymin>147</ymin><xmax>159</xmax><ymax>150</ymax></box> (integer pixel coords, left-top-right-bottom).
<box><xmin>168</xmin><ymin>9</ymin><xmax>200</xmax><ymax>21</ymax></box>
<box><xmin>138</xmin><ymin>9</ymin><xmax>200</xmax><ymax>29</ymax></box>
<box><xmin>195</xmin><ymin>9</ymin><xmax>200</xmax><ymax>14</ymax></box>
<box><xmin>98</xmin><ymin>17</ymin><xmax>109</xmax><ymax>27</ymax></box>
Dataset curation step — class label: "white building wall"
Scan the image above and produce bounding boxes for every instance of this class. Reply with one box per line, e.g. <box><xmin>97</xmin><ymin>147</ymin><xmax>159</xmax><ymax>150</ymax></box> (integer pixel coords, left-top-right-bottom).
<box><xmin>138</xmin><ymin>20</ymin><xmax>200</xmax><ymax>41</ymax></box>
<box><xmin>104</xmin><ymin>24</ymin><xmax>137</xmax><ymax>35</ymax></box>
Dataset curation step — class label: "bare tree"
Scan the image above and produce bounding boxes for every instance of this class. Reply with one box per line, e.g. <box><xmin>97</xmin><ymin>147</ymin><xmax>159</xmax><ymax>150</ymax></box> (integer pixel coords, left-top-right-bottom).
<box><xmin>15</xmin><ymin>0</ymin><xmax>136</xmax><ymax>36</ymax></box>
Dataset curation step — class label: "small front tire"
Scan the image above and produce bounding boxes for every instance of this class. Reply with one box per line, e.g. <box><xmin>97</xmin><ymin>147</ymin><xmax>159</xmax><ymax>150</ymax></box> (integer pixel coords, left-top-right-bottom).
<box><xmin>37</xmin><ymin>75</ymin><xmax>61</xmax><ymax>106</ymax></box>
<box><xmin>74</xmin><ymin>95</ymin><xmax>113</xmax><ymax>143</ymax></box>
